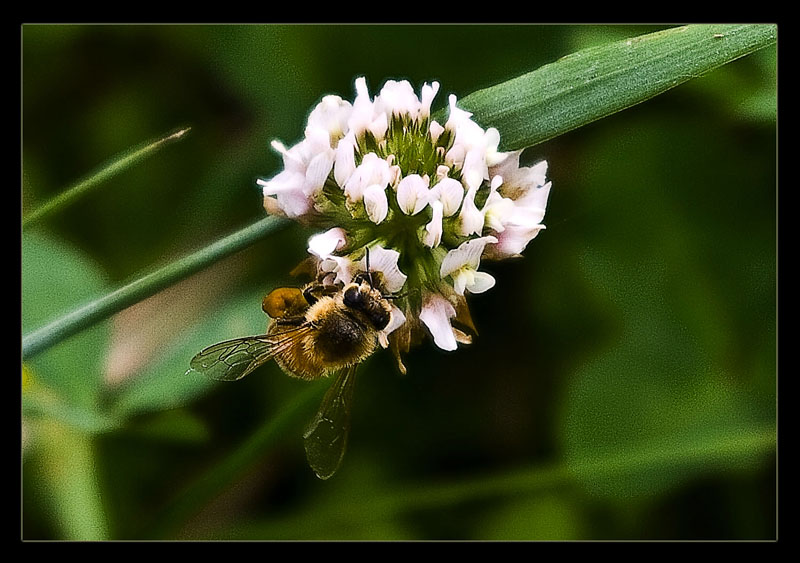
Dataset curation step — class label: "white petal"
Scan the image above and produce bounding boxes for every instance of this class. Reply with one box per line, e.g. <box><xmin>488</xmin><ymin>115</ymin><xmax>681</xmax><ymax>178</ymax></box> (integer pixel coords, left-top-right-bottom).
<box><xmin>304</xmin><ymin>125</ymin><xmax>334</xmax><ymax>154</ymax></box>
<box><xmin>270</xmin><ymin>140</ymin><xmax>303</xmax><ymax>170</ymax></box>
<box><xmin>376</xmin><ymin>79</ymin><xmax>420</xmax><ymax>118</ymax></box>
<box><xmin>512</xmin><ymin>181</ymin><xmax>552</xmax><ymax>223</ymax></box>
<box><xmin>305</xmin><ymin>94</ymin><xmax>352</xmax><ymax>141</ymax></box>
<box><xmin>435</xmin><ymin>165</ymin><xmax>451</xmax><ymax>180</ymax></box>
<box><xmin>433</xmin><ymin>177</ymin><xmax>464</xmax><ymax>217</ymax></box>
<box><xmin>343</xmin><ymin>152</ymin><xmax>390</xmax><ymax>203</ymax></box>
<box><xmin>420</xmin><ymin>81</ymin><xmax>440</xmax><ymax>118</ymax></box>
<box><xmin>488</xmin><ymin>149</ymin><xmax>522</xmax><ymax>181</ymax></box>
<box><xmin>257</xmin><ymin>170</ymin><xmax>303</xmax><ymax>196</ymax></box>
<box><xmin>440</xmin><ymin>235</ymin><xmax>498</xmax><ymax>278</ymax></box>
<box><xmin>363</xmin><ymin>185</ymin><xmax>389</xmax><ymax>224</ymax></box>
<box><xmin>303</xmin><ymin>150</ymin><xmax>334</xmax><ymax>197</ymax></box>
<box><xmin>423</xmin><ymin>200</ymin><xmax>443</xmax><ymax>248</ymax></box>
<box><xmin>462</xmin><ymin>146</ymin><xmax>487</xmax><ymax>191</ymax></box>
<box><xmin>258</xmin><ymin>170</ymin><xmax>313</xmax><ymax>219</ymax></box>
<box><xmin>396</xmin><ymin>174</ymin><xmax>430</xmax><ymax>215</ymax></box>
<box><xmin>451</xmin><ymin>270</ymin><xmax>468</xmax><ymax>296</ymax></box>
<box><xmin>482</xmin><ymin>190</ymin><xmax>515</xmax><ymax>233</ymax></box>
<box><xmin>347</xmin><ymin>77</ymin><xmax>375</xmax><ymax>135</ymax></box>
<box><xmin>456</xmin><ymin>186</ymin><xmax>484</xmax><ymax>237</ymax></box>
<box><xmin>529</xmin><ymin>160</ymin><xmax>549</xmax><ymax>187</ymax></box>
<box><xmin>446</xmin><ymin>94</ymin><xmax>473</xmax><ymax>129</ymax></box>
<box><xmin>381</xmin><ymin>305</ymin><xmax>407</xmax><ymax>342</ymax></box>
<box><xmin>320</xmin><ymin>255</ymin><xmax>356</xmax><ymax>285</ymax></box>
<box><xmin>467</xmin><ymin>271</ymin><xmax>496</xmax><ymax>294</ymax></box>
<box><xmin>334</xmin><ymin>134</ymin><xmax>356</xmax><ymax>188</ymax></box>
<box><xmin>366</xmin><ymin>152</ymin><xmax>392</xmax><ymax>185</ymax></box>
<box><xmin>360</xmin><ymin>245</ymin><xmax>407</xmax><ymax>293</ymax></box>
<box><xmin>354</xmin><ymin>76</ymin><xmax>370</xmax><ymax>99</ymax></box>
<box><xmin>419</xmin><ymin>293</ymin><xmax>457</xmax><ymax>351</ymax></box>
<box><xmin>483</xmin><ymin>127</ymin><xmax>507</xmax><ymax>167</ymax></box>
<box><xmin>429</xmin><ymin>120</ymin><xmax>445</xmax><ymax>143</ymax></box>
<box><xmin>262</xmin><ymin>187</ymin><xmax>313</xmax><ymax>219</ymax></box>
<box><xmin>445</xmin><ymin>143</ymin><xmax>465</xmax><ymax>169</ymax></box>
<box><xmin>483</xmin><ymin>224</ymin><xmax>545</xmax><ymax>259</ymax></box>
<box><xmin>368</xmin><ymin>112</ymin><xmax>388</xmax><ymax>140</ymax></box>
<box><xmin>308</xmin><ymin>227</ymin><xmax>347</xmax><ymax>258</ymax></box>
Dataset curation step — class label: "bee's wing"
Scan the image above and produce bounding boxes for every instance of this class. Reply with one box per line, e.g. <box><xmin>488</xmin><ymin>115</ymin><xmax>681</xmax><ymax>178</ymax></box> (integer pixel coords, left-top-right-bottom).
<box><xmin>188</xmin><ymin>324</ymin><xmax>312</xmax><ymax>381</ymax></box>
<box><xmin>303</xmin><ymin>364</ymin><xmax>357</xmax><ymax>480</ymax></box>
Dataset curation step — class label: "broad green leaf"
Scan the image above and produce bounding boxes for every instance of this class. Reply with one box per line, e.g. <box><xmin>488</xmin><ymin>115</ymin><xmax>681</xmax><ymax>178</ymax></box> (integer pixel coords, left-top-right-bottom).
<box><xmin>22</xmin><ymin>231</ymin><xmax>110</xmax><ymax>414</ymax></box>
<box><xmin>22</xmin><ymin>391</ymin><xmax>117</xmax><ymax>434</ymax></box>
<box><xmin>457</xmin><ymin>24</ymin><xmax>777</xmax><ymax>150</ymax></box>
<box><xmin>22</xmin><ymin>232</ymin><xmax>113</xmax><ymax>538</ymax></box>
<box><xmin>24</xmin><ymin>422</ymin><xmax>108</xmax><ymax>540</ymax></box>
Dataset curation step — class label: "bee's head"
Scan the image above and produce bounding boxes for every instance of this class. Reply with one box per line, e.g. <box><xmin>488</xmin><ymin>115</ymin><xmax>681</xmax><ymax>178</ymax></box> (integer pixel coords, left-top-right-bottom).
<box><xmin>342</xmin><ymin>281</ymin><xmax>391</xmax><ymax>331</ymax></box>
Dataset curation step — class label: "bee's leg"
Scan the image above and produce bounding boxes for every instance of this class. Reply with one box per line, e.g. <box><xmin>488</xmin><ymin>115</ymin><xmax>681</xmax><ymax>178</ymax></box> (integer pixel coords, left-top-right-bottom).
<box><xmin>303</xmin><ymin>283</ymin><xmax>340</xmax><ymax>305</ymax></box>
<box><xmin>275</xmin><ymin>316</ymin><xmax>306</xmax><ymax>327</ymax></box>
<box><xmin>303</xmin><ymin>284</ymin><xmax>322</xmax><ymax>305</ymax></box>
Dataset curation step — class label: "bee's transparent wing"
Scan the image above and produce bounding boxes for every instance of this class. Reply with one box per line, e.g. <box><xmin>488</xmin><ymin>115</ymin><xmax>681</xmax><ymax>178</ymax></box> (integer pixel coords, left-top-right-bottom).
<box><xmin>188</xmin><ymin>337</ymin><xmax>274</xmax><ymax>381</ymax></box>
<box><xmin>303</xmin><ymin>365</ymin><xmax>357</xmax><ymax>480</ymax></box>
<box><xmin>188</xmin><ymin>325</ymin><xmax>311</xmax><ymax>381</ymax></box>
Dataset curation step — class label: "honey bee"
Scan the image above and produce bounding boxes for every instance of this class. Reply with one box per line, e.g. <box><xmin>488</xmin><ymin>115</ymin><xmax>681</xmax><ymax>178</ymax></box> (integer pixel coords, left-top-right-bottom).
<box><xmin>188</xmin><ymin>252</ymin><xmax>396</xmax><ymax>480</ymax></box>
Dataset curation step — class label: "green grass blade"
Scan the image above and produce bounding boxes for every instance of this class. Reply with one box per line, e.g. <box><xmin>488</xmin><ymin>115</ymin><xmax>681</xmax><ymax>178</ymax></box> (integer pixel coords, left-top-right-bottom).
<box><xmin>22</xmin><ymin>126</ymin><xmax>191</xmax><ymax>228</ymax></box>
<box><xmin>22</xmin><ymin>215</ymin><xmax>288</xmax><ymax>360</ymax></box>
<box><xmin>456</xmin><ymin>24</ymin><xmax>777</xmax><ymax>150</ymax></box>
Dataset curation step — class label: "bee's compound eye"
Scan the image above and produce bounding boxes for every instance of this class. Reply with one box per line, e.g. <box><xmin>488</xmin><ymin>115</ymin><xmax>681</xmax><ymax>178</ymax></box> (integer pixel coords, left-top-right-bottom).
<box><xmin>343</xmin><ymin>286</ymin><xmax>363</xmax><ymax>308</ymax></box>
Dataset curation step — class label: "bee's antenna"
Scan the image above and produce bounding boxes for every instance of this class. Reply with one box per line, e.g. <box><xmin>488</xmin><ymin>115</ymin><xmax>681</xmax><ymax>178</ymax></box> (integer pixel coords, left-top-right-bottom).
<box><xmin>365</xmin><ymin>247</ymin><xmax>374</xmax><ymax>289</ymax></box>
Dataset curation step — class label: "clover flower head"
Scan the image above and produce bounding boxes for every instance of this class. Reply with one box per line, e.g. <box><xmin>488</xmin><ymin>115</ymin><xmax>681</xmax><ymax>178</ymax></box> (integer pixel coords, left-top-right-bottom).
<box><xmin>258</xmin><ymin>77</ymin><xmax>552</xmax><ymax>369</ymax></box>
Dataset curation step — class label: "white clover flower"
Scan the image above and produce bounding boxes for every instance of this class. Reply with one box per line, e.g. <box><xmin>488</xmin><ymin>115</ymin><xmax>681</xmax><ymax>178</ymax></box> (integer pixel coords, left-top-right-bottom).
<box><xmin>305</xmin><ymin>95</ymin><xmax>352</xmax><ymax>144</ymax></box>
<box><xmin>457</xmin><ymin>186</ymin><xmax>485</xmax><ymax>237</ymax></box>
<box><xmin>419</xmin><ymin>292</ymin><xmax>458</xmax><ymax>351</ymax></box>
<box><xmin>344</xmin><ymin>152</ymin><xmax>393</xmax><ymax>204</ymax></box>
<box><xmin>379</xmin><ymin>305</ymin><xmax>407</xmax><ymax>349</ymax></box>
<box><xmin>429</xmin><ymin>177</ymin><xmax>464</xmax><ymax>217</ymax></box>
<box><xmin>258</xmin><ymin>76</ymin><xmax>552</xmax><ymax>361</ymax></box>
<box><xmin>423</xmin><ymin>200</ymin><xmax>444</xmax><ymax>248</ymax></box>
<box><xmin>396</xmin><ymin>174</ymin><xmax>430</xmax><ymax>216</ymax></box>
<box><xmin>483</xmin><ymin>155</ymin><xmax>552</xmax><ymax>259</ymax></box>
<box><xmin>440</xmin><ymin>236</ymin><xmax>498</xmax><ymax>296</ymax></box>
<box><xmin>308</xmin><ymin>227</ymin><xmax>347</xmax><ymax>258</ymax></box>
<box><xmin>357</xmin><ymin>245</ymin><xmax>408</xmax><ymax>294</ymax></box>
<box><xmin>363</xmin><ymin>185</ymin><xmax>389</xmax><ymax>224</ymax></box>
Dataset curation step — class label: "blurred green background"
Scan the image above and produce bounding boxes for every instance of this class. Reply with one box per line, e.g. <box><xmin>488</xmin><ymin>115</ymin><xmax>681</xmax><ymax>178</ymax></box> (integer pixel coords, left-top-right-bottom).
<box><xmin>21</xmin><ymin>24</ymin><xmax>776</xmax><ymax>540</ymax></box>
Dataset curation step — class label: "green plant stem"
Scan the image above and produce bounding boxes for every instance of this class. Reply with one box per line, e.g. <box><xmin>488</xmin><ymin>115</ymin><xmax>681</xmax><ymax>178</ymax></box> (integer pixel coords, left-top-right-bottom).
<box><xmin>452</xmin><ymin>24</ymin><xmax>777</xmax><ymax>150</ymax></box>
<box><xmin>22</xmin><ymin>126</ymin><xmax>191</xmax><ymax>228</ymax></box>
<box><xmin>22</xmin><ymin>215</ymin><xmax>288</xmax><ymax>360</ymax></box>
